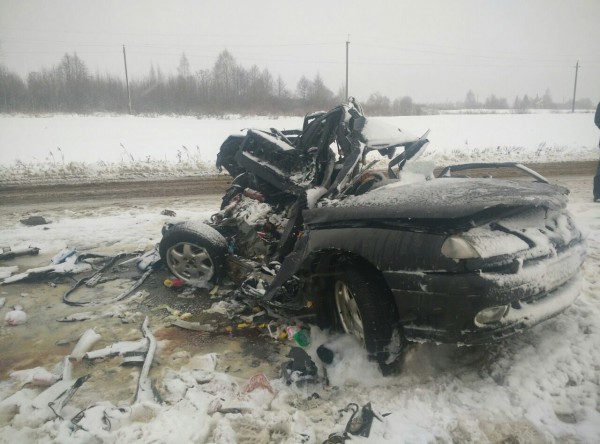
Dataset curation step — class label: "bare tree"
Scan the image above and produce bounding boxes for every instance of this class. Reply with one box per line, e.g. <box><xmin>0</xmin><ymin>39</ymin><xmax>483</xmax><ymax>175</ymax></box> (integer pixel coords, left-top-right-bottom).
<box><xmin>0</xmin><ymin>64</ymin><xmax>27</xmax><ymax>112</ymax></box>
<box><xmin>365</xmin><ymin>92</ymin><xmax>391</xmax><ymax>115</ymax></box>
<box><xmin>465</xmin><ymin>90</ymin><xmax>479</xmax><ymax>109</ymax></box>
<box><xmin>296</xmin><ymin>75</ymin><xmax>310</xmax><ymax>102</ymax></box>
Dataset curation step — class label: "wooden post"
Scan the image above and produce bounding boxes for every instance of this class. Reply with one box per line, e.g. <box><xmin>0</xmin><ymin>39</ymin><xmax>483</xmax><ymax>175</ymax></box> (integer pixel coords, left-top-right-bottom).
<box><xmin>123</xmin><ymin>45</ymin><xmax>132</xmax><ymax>114</ymax></box>
<box><xmin>571</xmin><ymin>60</ymin><xmax>579</xmax><ymax>113</ymax></box>
<box><xmin>345</xmin><ymin>36</ymin><xmax>350</xmax><ymax>100</ymax></box>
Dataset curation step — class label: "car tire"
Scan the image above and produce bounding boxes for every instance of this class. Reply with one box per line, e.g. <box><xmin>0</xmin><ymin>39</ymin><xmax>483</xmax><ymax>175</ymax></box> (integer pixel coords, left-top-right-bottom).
<box><xmin>159</xmin><ymin>222</ymin><xmax>227</xmax><ymax>286</ymax></box>
<box><xmin>332</xmin><ymin>263</ymin><xmax>403</xmax><ymax>372</ymax></box>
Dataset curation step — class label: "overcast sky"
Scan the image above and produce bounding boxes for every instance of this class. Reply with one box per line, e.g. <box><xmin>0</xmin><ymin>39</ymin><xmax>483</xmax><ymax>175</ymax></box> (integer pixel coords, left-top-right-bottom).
<box><xmin>1</xmin><ymin>0</ymin><xmax>598</xmax><ymax>104</ymax></box>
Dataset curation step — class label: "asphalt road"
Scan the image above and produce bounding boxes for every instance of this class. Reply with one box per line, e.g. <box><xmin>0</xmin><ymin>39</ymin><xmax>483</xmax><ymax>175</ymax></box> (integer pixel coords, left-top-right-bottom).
<box><xmin>0</xmin><ymin>161</ymin><xmax>597</xmax><ymax>206</ymax></box>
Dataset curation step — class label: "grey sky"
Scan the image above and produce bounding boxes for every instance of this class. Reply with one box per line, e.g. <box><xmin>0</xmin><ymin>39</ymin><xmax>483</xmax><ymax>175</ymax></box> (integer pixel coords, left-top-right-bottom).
<box><xmin>1</xmin><ymin>0</ymin><xmax>598</xmax><ymax>104</ymax></box>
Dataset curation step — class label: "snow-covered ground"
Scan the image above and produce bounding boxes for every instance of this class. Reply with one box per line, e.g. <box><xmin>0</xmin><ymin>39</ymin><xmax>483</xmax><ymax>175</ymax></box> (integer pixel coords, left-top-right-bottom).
<box><xmin>0</xmin><ymin>112</ymin><xmax>599</xmax><ymax>443</ymax></box>
<box><xmin>0</xmin><ymin>112</ymin><xmax>598</xmax><ymax>184</ymax></box>
<box><xmin>0</xmin><ymin>175</ymin><xmax>598</xmax><ymax>443</ymax></box>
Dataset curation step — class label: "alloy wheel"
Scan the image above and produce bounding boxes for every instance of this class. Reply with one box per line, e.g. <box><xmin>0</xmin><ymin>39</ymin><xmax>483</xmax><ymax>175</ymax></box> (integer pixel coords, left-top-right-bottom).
<box><xmin>334</xmin><ymin>280</ymin><xmax>365</xmax><ymax>345</ymax></box>
<box><xmin>166</xmin><ymin>242</ymin><xmax>215</xmax><ymax>284</ymax></box>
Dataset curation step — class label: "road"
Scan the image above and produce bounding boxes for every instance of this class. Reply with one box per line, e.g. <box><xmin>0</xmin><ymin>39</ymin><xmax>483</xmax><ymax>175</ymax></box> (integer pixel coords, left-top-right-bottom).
<box><xmin>0</xmin><ymin>160</ymin><xmax>597</xmax><ymax>206</ymax></box>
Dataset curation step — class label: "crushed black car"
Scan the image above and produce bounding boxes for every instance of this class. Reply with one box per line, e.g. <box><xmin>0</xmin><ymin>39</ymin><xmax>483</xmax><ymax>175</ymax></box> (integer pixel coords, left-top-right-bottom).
<box><xmin>159</xmin><ymin>100</ymin><xmax>586</xmax><ymax>369</ymax></box>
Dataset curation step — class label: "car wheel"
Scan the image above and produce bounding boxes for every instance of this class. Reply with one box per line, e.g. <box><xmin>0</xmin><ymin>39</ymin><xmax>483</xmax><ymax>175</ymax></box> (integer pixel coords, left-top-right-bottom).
<box><xmin>159</xmin><ymin>223</ymin><xmax>227</xmax><ymax>286</ymax></box>
<box><xmin>333</xmin><ymin>264</ymin><xmax>403</xmax><ymax>371</ymax></box>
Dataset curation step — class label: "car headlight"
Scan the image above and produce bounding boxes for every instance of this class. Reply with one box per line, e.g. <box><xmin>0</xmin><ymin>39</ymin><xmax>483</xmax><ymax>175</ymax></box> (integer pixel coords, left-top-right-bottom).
<box><xmin>441</xmin><ymin>235</ymin><xmax>480</xmax><ymax>259</ymax></box>
<box><xmin>474</xmin><ymin>305</ymin><xmax>509</xmax><ymax>327</ymax></box>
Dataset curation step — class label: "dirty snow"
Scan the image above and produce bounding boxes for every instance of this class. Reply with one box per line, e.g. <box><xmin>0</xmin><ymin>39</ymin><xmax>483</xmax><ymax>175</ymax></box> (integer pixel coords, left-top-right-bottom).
<box><xmin>0</xmin><ymin>113</ymin><xmax>599</xmax><ymax>443</ymax></box>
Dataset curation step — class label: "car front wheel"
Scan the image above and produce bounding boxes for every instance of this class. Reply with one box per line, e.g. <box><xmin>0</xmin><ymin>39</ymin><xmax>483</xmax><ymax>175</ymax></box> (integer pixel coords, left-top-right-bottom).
<box><xmin>333</xmin><ymin>263</ymin><xmax>403</xmax><ymax>371</ymax></box>
<box><xmin>159</xmin><ymin>222</ymin><xmax>228</xmax><ymax>286</ymax></box>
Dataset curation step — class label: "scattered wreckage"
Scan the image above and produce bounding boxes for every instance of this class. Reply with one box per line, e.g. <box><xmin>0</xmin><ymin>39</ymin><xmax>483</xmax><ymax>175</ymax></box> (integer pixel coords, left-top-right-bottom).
<box><xmin>159</xmin><ymin>99</ymin><xmax>586</xmax><ymax>370</ymax></box>
<box><xmin>1</xmin><ymin>317</ymin><xmax>157</xmax><ymax>430</ymax></box>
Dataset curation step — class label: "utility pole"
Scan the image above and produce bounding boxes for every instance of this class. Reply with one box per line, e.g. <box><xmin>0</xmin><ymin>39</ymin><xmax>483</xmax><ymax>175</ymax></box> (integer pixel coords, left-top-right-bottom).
<box><xmin>345</xmin><ymin>36</ymin><xmax>350</xmax><ymax>99</ymax></box>
<box><xmin>123</xmin><ymin>45</ymin><xmax>132</xmax><ymax>114</ymax></box>
<box><xmin>571</xmin><ymin>60</ymin><xmax>579</xmax><ymax>113</ymax></box>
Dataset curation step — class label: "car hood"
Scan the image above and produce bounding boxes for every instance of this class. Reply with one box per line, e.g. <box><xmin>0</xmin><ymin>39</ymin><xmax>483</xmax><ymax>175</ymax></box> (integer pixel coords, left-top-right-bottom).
<box><xmin>304</xmin><ymin>178</ymin><xmax>569</xmax><ymax>227</ymax></box>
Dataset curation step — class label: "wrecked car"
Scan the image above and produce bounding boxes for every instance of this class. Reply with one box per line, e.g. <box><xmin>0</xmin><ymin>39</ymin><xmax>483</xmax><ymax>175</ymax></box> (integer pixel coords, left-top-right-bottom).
<box><xmin>159</xmin><ymin>100</ymin><xmax>586</xmax><ymax>369</ymax></box>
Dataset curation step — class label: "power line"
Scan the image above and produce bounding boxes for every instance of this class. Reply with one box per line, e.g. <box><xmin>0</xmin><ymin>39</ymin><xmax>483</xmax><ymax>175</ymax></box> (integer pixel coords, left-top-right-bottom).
<box><xmin>353</xmin><ymin>43</ymin><xmax>590</xmax><ymax>64</ymax></box>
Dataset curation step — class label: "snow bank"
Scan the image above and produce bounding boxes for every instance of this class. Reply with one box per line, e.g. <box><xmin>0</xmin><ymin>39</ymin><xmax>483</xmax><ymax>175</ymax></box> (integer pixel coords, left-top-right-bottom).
<box><xmin>1</xmin><ymin>112</ymin><xmax>598</xmax><ymax>184</ymax></box>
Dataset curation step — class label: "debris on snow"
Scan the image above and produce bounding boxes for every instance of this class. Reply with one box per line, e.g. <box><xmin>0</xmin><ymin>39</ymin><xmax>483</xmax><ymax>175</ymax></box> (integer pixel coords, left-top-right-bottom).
<box><xmin>4</xmin><ymin>305</ymin><xmax>27</xmax><ymax>326</ymax></box>
<box><xmin>19</xmin><ymin>216</ymin><xmax>49</xmax><ymax>226</ymax></box>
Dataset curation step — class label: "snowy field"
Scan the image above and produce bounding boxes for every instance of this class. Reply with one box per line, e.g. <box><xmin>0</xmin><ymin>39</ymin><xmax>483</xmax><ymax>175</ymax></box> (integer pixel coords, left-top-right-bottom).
<box><xmin>0</xmin><ymin>112</ymin><xmax>599</xmax><ymax>443</ymax></box>
<box><xmin>0</xmin><ymin>111</ymin><xmax>598</xmax><ymax>184</ymax></box>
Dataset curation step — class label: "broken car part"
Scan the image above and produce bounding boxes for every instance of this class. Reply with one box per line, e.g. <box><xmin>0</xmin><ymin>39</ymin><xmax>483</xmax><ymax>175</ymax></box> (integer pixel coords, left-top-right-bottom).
<box><xmin>0</xmin><ymin>246</ymin><xmax>40</xmax><ymax>261</ymax></box>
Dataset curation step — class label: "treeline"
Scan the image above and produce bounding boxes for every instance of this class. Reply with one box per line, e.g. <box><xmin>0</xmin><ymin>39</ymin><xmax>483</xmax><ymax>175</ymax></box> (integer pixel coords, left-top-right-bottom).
<box><xmin>0</xmin><ymin>50</ymin><xmax>594</xmax><ymax>116</ymax></box>
<box><xmin>0</xmin><ymin>50</ymin><xmax>348</xmax><ymax>115</ymax></box>
<box><xmin>458</xmin><ymin>89</ymin><xmax>594</xmax><ymax>111</ymax></box>
<box><xmin>361</xmin><ymin>89</ymin><xmax>595</xmax><ymax>116</ymax></box>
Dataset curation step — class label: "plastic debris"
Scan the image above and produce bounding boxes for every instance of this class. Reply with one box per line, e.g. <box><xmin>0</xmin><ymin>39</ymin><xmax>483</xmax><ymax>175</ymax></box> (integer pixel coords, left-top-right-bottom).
<box><xmin>9</xmin><ymin>366</ymin><xmax>59</xmax><ymax>387</ymax></box>
<box><xmin>242</xmin><ymin>373</ymin><xmax>276</xmax><ymax>395</ymax></box>
<box><xmin>134</xmin><ymin>317</ymin><xmax>159</xmax><ymax>404</ymax></box>
<box><xmin>33</xmin><ymin>374</ymin><xmax>90</xmax><ymax>420</ymax></box>
<box><xmin>69</xmin><ymin>328</ymin><xmax>102</xmax><ymax>361</ymax></box>
<box><xmin>268</xmin><ymin>326</ymin><xmax>287</xmax><ymax>340</ymax></box>
<box><xmin>0</xmin><ymin>246</ymin><xmax>40</xmax><ymax>261</ymax></box>
<box><xmin>171</xmin><ymin>318</ymin><xmax>216</xmax><ymax>332</ymax></box>
<box><xmin>341</xmin><ymin>402</ymin><xmax>377</xmax><ymax>438</ymax></box>
<box><xmin>121</xmin><ymin>352</ymin><xmax>147</xmax><ymax>367</ymax></box>
<box><xmin>286</xmin><ymin>325</ymin><xmax>301</xmax><ymax>338</ymax></box>
<box><xmin>51</xmin><ymin>248</ymin><xmax>77</xmax><ymax>265</ymax></box>
<box><xmin>57</xmin><ymin>311</ymin><xmax>96</xmax><ymax>322</ymax></box>
<box><xmin>322</xmin><ymin>402</ymin><xmax>381</xmax><ymax>443</ymax></box>
<box><xmin>317</xmin><ymin>344</ymin><xmax>335</xmax><ymax>364</ymax></box>
<box><xmin>164</xmin><ymin>278</ymin><xmax>185</xmax><ymax>288</ymax></box>
<box><xmin>292</xmin><ymin>328</ymin><xmax>310</xmax><ymax>347</ymax></box>
<box><xmin>239</xmin><ymin>309</ymin><xmax>266</xmax><ymax>323</ymax></box>
<box><xmin>84</xmin><ymin>338</ymin><xmax>149</xmax><ymax>360</ymax></box>
<box><xmin>136</xmin><ymin>248</ymin><xmax>161</xmax><ymax>272</ymax></box>
<box><xmin>60</xmin><ymin>356</ymin><xmax>73</xmax><ymax>381</ymax></box>
<box><xmin>4</xmin><ymin>252</ymin><xmax>92</xmax><ymax>285</ymax></box>
<box><xmin>153</xmin><ymin>304</ymin><xmax>181</xmax><ymax>316</ymax></box>
<box><xmin>4</xmin><ymin>305</ymin><xmax>27</xmax><ymax>326</ymax></box>
<box><xmin>281</xmin><ymin>347</ymin><xmax>318</xmax><ymax>386</ymax></box>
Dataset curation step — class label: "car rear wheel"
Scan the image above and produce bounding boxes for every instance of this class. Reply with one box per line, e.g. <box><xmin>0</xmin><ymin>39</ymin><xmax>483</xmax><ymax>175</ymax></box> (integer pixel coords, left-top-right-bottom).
<box><xmin>159</xmin><ymin>223</ymin><xmax>227</xmax><ymax>286</ymax></box>
<box><xmin>332</xmin><ymin>263</ymin><xmax>403</xmax><ymax>371</ymax></box>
